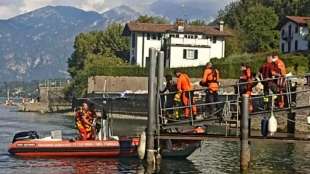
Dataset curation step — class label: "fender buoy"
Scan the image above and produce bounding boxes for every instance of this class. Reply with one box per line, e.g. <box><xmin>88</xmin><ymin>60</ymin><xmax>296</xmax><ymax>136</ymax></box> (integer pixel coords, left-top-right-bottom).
<box><xmin>268</xmin><ymin>112</ymin><xmax>277</xmax><ymax>136</ymax></box>
<box><xmin>261</xmin><ymin>116</ymin><xmax>268</xmax><ymax>137</ymax></box>
<box><xmin>137</xmin><ymin>131</ymin><xmax>146</xmax><ymax>160</ymax></box>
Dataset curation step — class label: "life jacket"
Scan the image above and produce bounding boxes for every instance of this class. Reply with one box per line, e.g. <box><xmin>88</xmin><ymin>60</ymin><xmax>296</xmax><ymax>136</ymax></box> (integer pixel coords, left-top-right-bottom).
<box><xmin>275</xmin><ymin>59</ymin><xmax>286</xmax><ymax>76</ymax></box>
<box><xmin>177</xmin><ymin>73</ymin><xmax>192</xmax><ymax>91</ymax></box>
<box><xmin>203</xmin><ymin>68</ymin><xmax>219</xmax><ymax>92</ymax></box>
<box><xmin>260</xmin><ymin>63</ymin><xmax>273</xmax><ymax>79</ymax></box>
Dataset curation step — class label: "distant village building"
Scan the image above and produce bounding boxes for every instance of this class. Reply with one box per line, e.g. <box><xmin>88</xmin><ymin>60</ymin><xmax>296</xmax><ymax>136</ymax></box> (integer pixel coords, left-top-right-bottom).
<box><xmin>123</xmin><ymin>20</ymin><xmax>231</xmax><ymax>68</ymax></box>
<box><xmin>280</xmin><ymin>16</ymin><xmax>310</xmax><ymax>53</ymax></box>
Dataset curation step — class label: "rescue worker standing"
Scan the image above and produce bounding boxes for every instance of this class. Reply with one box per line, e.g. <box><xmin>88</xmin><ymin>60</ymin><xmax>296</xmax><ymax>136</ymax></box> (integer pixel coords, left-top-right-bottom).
<box><xmin>271</xmin><ymin>53</ymin><xmax>287</xmax><ymax>108</ymax></box>
<box><xmin>200</xmin><ymin>62</ymin><xmax>219</xmax><ymax>116</ymax></box>
<box><xmin>259</xmin><ymin>56</ymin><xmax>274</xmax><ymax>95</ymax></box>
<box><xmin>161</xmin><ymin>75</ymin><xmax>178</xmax><ymax>116</ymax></box>
<box><xmin>75</xmin><ymin>102</ymin><xmax>97</xmax><ymax>140</ymax></box>
<box><xmin>239</xmin><ymin>63</ymin><xmax>253</xmax><ymax>96</ymax></box>
<box><xmin>175</xmin><ymin>69</ymin><xmax>197</xmax><ymax>119</ymax></box>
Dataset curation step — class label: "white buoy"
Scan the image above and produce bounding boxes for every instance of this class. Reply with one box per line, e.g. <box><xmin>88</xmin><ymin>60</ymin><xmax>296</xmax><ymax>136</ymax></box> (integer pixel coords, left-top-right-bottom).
<box><xmin>268</xmin><ymin>95</ymin><xmax>277</xmax><ymax>136</ymax></box>
<box><xmin>307</xmin><ymin>116</ymin><xmax>310</xmax><ymax>124</ymax></box>
<box><xmin>268</xmin><ymin>111</ymin><xmax>277</xmax><ymax>136</ymax></box>
<box><xmin>137</xmin><ymin>131</ymin><xmax>146</xmax><ymax>160</ymax></box>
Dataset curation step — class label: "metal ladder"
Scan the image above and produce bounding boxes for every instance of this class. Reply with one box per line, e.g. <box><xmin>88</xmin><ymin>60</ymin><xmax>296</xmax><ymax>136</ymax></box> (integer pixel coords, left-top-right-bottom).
<box><xmin>223</xmin><ymin>95</ymin><xmax>240</xmax><ymax>136</ymax></box>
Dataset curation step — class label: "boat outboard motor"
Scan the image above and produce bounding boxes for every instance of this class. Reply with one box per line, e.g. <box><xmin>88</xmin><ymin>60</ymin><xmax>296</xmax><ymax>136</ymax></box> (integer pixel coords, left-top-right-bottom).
<box><xmin>12</xmin><ymin>131</ymin><xmax>39</xmax><ymax>143</ymax></box>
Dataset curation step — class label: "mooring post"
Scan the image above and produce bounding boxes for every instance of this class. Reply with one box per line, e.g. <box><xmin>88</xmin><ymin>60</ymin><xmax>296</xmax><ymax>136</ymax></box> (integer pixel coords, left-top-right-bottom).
<box><xmin>156</xmin><ymin>51</ymin><xmax>165</xmax><ymax>124</ymax></box>
<box><xmin>240</xmin><ymin>94</ymin><xmax>250</xmax><ymax>172</ymax></box>
<box><xmin>146</xmin><ymin>48</ymin><xmax>157</xmax><ymax>166</ymax></box>
<box><xmin>155</xmin><ymin>51</ymin><xmax>164</xmax><ymax>167</ymax></box>
<box><xmin>287</xmin><ymin>111</ymin><xmax>296</xmax><ymax>134</ymax></box>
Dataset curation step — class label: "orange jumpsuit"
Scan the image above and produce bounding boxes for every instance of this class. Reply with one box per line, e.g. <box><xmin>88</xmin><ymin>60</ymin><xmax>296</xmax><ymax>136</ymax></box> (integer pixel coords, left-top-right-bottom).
<box><xmin>272</xmin><ymin>58</ymin><xmax>286</xmax><ymax>108</ymax></box>
<box><xmin>240</xmin><ymin>67</ymin><xmax>252</xmax><ymax>96</ymax></box>
<box><xmin>177</xmin><ymin>73</ymin><xmax>197</xmax><ymax>118</ymax></box>
<box><xmin>202</xmin><ymin>68</ymin><xmax>219</xmax><ymax>115</ymax></box>
<box><xmin>202</xmin><ymin>68</ymin><xmax>219</xmax><ymax>93</ymax></box>
<box><xmin>240</xmin><ymin>67</ymin><xmax>253</xmax><ymax>112</ymax></box>
<box><xmin>76</xmin><ymin>108</ymin><xmax>96</xmax><ymax>140</ymax></box>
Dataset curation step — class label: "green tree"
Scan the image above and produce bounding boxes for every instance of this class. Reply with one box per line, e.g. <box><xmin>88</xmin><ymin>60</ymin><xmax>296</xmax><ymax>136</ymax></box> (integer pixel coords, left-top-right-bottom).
<box><xmin>136</xmin><ymin>15</ymin><xmax>169</xmax><ymax>24</ymax></box>
<box><xmin>189</xmin><ymin>20</ymin><xmax>206</xmax><ymax>26</ymax></box>
<box><xmin>241</xmin><ymin>4</ymin><xmax>279</xmax><ymax>52</ymax></box>
<box><xmin>68</xmin><ymin>23</ymin><xmax>129</xmax><ymax>78</ymax></box>
<box><xmin>68</xmin><ymin>32</ymin><xmax>100</xmax><ymax>78</ymax></box>
<box><xmin>224</xmin><ymin>28</ymin><xmax>244</xmax><ymax>56</ymax></box>
<box><xmin>97</xmin><ymin>23</ymin><xmax>129</xmax><ymax>60</ymax></box>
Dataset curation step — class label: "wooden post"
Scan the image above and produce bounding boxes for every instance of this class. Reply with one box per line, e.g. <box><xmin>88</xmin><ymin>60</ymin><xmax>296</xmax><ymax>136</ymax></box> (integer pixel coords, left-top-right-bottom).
<box><xmin>146</xmin><ymin>48</ymin><xmax>157</xmax><ymax>166</ymax></box>
<box><xmin>240</xmin><ymin>94</ymin><xmax>250</xmax><ymax>172</ymax></box>
<box><xmin>287</xmin><ymin>111</ymin><xmax>295</xmax><ymax>134</ymax></box>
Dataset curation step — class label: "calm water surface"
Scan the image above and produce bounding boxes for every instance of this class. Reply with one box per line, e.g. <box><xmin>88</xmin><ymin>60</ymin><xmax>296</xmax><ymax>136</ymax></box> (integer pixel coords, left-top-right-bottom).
<box><xmin>0</xmin><ymin>106</ymin><xmax>310</xmax><ymax>174</ymax></box>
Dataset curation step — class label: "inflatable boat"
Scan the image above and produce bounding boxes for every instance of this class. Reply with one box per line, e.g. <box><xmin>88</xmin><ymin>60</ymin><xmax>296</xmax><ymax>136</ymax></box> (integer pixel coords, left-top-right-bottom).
<box><xmin>8</xmin><ymin>131</ymin><xmax>201</xmax><ymax>158</ymax></box>
<box><xmin>8</xmin><ymin>131</ymin><xmax>139</xmax><ymax>158</ymax></box>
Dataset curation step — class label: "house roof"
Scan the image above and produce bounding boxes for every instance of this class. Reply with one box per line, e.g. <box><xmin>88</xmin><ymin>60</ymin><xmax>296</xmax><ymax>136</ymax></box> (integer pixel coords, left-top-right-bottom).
<box><xmin>286</xmin><ymin>16</ymin><xmax>310</xmax><ymax>26</ymax></box>
<box><xmin>123</xmin><ymin>22</ymin><xmax>232</xmax><ymax>37</ymax></box>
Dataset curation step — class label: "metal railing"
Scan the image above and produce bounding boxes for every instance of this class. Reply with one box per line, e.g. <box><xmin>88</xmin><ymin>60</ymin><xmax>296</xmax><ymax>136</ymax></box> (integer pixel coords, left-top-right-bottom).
<box><xmin>39</xmin><ymin>79</ymin><xmax>70</xmax><ymax>88</ymax></box>
<box><xmin>158</xmin><ymin>75</ymin><xmax>310</xmax><ymax>136</ymax></box>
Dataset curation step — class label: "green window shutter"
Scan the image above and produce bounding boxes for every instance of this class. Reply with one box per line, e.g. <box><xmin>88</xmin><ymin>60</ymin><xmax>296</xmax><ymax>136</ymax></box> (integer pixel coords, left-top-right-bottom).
<box><xmin>194</xmin><ymin>50</ymin><xmax>198</xmax><ymax>59</ymax></box>
<box><xmin>183</xmin><ymin>49</ymin><xmax>187</xmax><ymax>59</ymax></box>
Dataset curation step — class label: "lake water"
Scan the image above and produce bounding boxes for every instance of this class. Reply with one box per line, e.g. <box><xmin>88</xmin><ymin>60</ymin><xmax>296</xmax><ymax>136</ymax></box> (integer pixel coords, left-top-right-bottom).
<box><xmin>0</xmin><ymin>106</ymin><xmax>310</xmax><ymax>173</ymax></box>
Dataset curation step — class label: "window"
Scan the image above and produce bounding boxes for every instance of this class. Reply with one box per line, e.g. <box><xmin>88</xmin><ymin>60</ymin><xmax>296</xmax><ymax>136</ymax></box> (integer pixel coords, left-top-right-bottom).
<box><xmin>184</xmin><ymin>34</ymin><xmax>196</xmax><ymax>39</ymax></box>
<box><xmin>158</xmin><ymin>33</ymin><xmax>162</xmax><ymax>40</ymax></box>
<box><xmin>183</xmin><ymin>49</ymin><xmax>198</xmax><ymax>60</ymax></box>
<box><xmin>152</xmin><ymin>34</ymin><xmax>157</xmax><ymax>40</ymax></box>
<box><xmin>295</xmin><ymin>26</ymin><xmax>298</xmax><ymax>33</ymax></box>
<box><xmin>213</xmin><ymin>37</ymin><xmax>217</xmax><ymax>44</ymax></box>
<box><xmin>147</xmin><ymin>33</ymin><xmax>150</xmax><ymax>40</ymax></box>
<box><xmin>281</xmin><ymin>30</ymin><xmax>285</xmax><ymax>37</ymax></box>
<box><xmin>295</xmin><ymin>40</ymin><xmax>298</xmax><ymax>51</ymax></box>
<box><xmin>171</xmin><ymin>34</ymin><xmax>179</xmax><ymax>38</ymax></box>
<box><xmin>131</xmin><ymin>33</ymin><xmax>136</xmax><ymax>48</ymax></box>
<box><xmin>202</xmin><ymin>35</ymin><xmax>209</xmax><ymax>39</ymax></box>
<box><xmin>289</xmin><ymin>25</ymin><xmax>292</xmax><ymax>37</ymax></box>
<box><xmin>281</xmin><ymin>43</ymin><xmax>285</xmax><ymax>53</ymax></box>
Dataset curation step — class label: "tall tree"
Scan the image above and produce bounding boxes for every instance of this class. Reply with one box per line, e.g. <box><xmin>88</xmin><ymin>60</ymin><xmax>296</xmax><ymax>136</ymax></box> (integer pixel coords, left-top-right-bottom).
<box><xmin>136</xmin><ymin>15</ymin><xmax>169</xmax><ymax>24</ymax></box>
<box><xmin>241</xmin><ymin>4</ymin><xmax>279</xmax><ymax>52</ymax></box>
<box><xmin>189</xmin><ymin>20</ymin><xmax>206</xmax><ymax>26</ymax></box>
<box><xmin>68</xmin><ymin>23</ymin><xmax>129</xmax><ymax>78</ymax></box>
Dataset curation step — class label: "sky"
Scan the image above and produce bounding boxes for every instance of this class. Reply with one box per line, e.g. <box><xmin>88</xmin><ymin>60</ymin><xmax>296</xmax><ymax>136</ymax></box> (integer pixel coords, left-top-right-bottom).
<box><xmin>0</xmin><ymin>0</ymin><xmax>232</xmax><ymax>20</ymax></box>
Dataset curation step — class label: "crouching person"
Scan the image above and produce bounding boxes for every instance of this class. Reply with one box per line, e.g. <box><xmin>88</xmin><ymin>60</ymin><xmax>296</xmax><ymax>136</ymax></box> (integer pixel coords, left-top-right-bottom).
<box><xmin>75</xmin><ymin>102</ymin><xmax>97</xmax><ymax>140</ymax></box>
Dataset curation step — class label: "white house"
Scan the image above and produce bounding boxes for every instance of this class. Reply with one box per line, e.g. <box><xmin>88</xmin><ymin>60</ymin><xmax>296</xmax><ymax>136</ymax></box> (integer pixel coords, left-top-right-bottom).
<box><xmin>280</xmin><ymin>16</ymin><xmax>310</xmax><ymax>53</ymax></box>
<box><xmin>123</xmin><ymin>20</ymin><xmax>231</xmax><ymax>68</ymax></box>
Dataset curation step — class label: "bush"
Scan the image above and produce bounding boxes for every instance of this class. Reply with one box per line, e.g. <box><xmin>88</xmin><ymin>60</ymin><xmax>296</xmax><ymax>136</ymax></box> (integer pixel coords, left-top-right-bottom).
<box><xmin>84</xmin><ymin>52</ymin><xmax>309</xmax><ymax>79</ymax></box>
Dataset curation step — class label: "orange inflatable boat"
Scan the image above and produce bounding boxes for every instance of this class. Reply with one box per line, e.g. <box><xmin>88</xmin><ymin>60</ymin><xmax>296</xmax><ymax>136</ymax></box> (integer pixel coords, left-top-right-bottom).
<box><xmin>8</xmin><ymin>131</ymin><xmax>139</xmax><ymax>158</ymax></box>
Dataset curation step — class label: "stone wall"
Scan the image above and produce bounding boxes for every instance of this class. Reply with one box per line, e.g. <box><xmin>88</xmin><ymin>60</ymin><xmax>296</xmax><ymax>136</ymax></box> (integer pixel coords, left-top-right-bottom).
<box><xmin>87</xmin><ymin>75</ymin><xmax>237</xmax><ymax>93</ymax></box>
<box><xmin>88</xmin><ymin>76</ymin><xmax>149</xmax><ymax>93</ymax></box>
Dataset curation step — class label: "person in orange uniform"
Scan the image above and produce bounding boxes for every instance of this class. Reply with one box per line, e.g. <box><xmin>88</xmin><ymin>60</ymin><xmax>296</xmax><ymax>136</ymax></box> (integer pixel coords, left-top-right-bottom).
<box><xmin>239</xmin><ymin>63</ymin><xmax>253</xmax><ymax>112</ymax></box>
<box><xmin>175</xmin><ymin>69</ymin><xmax>197</xmax><ymax>119</ymax></box>
<box><xmin>200</xmin><ymin>62</ymin><xmax>219</xmax><ymax>116</ymax></box>
<box><xmin>75</xmin><ymin>102</ymin><xmax>97</xmax><ymax>140</ymax></box>
<box><xmin>240</xmin><ymin>63</ymin><xmax>253</xmax><ymax>96</ymax></box>
<box><xmin>259</xmin><ymin>56</ymin><xmax>275</xmax><ymax>95</ymax></box>
<box><xmin>271</xmin><ymin>53</ymin><xmax>287</xmax><ymax>108</ymax></box>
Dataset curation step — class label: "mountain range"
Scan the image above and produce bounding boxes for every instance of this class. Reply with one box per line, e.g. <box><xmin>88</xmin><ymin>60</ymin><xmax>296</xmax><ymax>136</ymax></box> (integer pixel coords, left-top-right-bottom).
<box><xmin>0</xmin><ymin>1</ymin><xmax>226</xmax><ymax>81</ymax></box>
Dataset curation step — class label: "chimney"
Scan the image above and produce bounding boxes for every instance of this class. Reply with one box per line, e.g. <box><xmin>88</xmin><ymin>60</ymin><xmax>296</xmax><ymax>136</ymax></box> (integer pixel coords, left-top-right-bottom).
<box><xmin>219</xmin><ymin>20</ymin><xmax>224</xmax><ymax>32</ymax></box>
<box><xmin>175</xmin><ymin>19</ymin><xmax>185</xmax><ymax>32</ymax></box>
